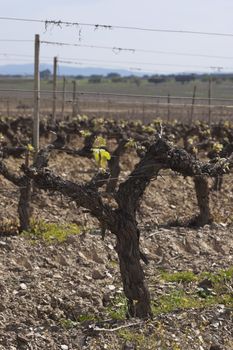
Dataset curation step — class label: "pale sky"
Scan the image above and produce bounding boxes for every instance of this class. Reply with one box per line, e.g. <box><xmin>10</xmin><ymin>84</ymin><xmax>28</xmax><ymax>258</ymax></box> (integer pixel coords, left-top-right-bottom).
<box><xmin>1</xmin><ymin>0</ymin><xmax>233</xmax><ymax>74</ymax></box>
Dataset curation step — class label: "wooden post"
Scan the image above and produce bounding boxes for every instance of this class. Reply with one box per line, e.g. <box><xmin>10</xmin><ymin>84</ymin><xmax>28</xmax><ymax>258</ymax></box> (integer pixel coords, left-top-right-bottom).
<box><xmin>33</xmin><ymin>34</ymin><xmax>40</xmax><ymax>154</ymax></box>
<box><xmin>61</xmin><ymin>76</ymin><xmax>66</xmax><ymax>119</ymax></box>
<box><xmin>190</xmin><ymin>85</ymin><xmax>197</xmax><ymax>123</ymax></box>
<box><xmin>208</xmin><ymin>77</ymin><xmax>212</xmax><ymax>124</ymax></box>
<box><xmin>6</xmin><ymin>99</ymin><xmax>10</xmax><ymax>118</ymax></box>
<box><xmin>107</xmin><ymin>99</ymin><xmax>111</xmax><ymax>114</ymax></box>
<box><xmin>72</xmin><ymin>80</ymin><xmax>77</xmax><ymax>119</ymax></box>
<box><xmin>142</xmin><ymin>102</ymin><xmax>145</xmax><ymax>124</ymax></box>
<box><xmin>156</xmin><ymin>97</ymin><xmax>160</xmax><ymax>119</ymax></box>
<box><xmin>167</xmin><ymin>94</ymin><xmax>170</xmax><ymax>121</ymax></box>
<box><xmin>52</xmin><ymin>56</ymin><xmax>57</xmax><ymax>122</ymax></box>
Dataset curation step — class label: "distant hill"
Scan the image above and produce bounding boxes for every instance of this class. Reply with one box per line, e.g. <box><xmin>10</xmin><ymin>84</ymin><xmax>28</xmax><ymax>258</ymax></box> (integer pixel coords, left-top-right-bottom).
<box><xmin>0</xmin><ymin>63</ymin><xmax>144</xmax><ymax>77</ymax></box>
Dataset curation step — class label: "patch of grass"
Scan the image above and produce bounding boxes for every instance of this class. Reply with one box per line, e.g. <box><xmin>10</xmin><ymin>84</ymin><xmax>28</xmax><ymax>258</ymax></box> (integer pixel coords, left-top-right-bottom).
<box><xmin>156</xmin><ymin>267</ymin><xmax>233</xmax><ymax>314</ymax></box>
<box><xmin>59</xmin><ymin>318</ymin><xmax>78</xmax><ymax>329</ymax></box>
<box><xmin>152</xmin><ymin>290</ymin><xmax>233</xmax><ymax>316</ymax></box>
<box><xmin>107</xmin><ymin>260</ymin><xmax>118</xmax><ymax>268</ymax></box>
<box><xmin>118</xmin><ymin>322</ymin><xmax>174</xmax><ymax>350</ymax></box>
<box><xmin>22</xmin><ymin>219</ymin><xmax>82</xmax><ymax>243</ymax></box>
<box><xmin>200</xmin><ymin>266</ymin><xmax>233</xmax><ymax>284</ymax></box>
<box><xmin>118</xmin><ymin>329</ymin><xmax>146</xmax><ymax>347</ymax></box>
<box><xmin>60</xmin><ymin>314</ymin><xmax>96</xmax><ymax>328</ymax></box>
<box><xmin>160</xmin><ymin>270</ymin><xmax>197</xmax><ymax>283</ymax></box>
<box><xmin>107</xmin><ymin>295</ymin><xmax>128</xmax><ymax>321</ymax></box>
<box><xmin>160</xmin><ymin>267</ymin><xmax>233</xmax><ymax>285</ymax></box>
<box><xmin>77</xmin><ymin>314</ymin><xmax>96</xmax><ymax>323</ymax></box>
<box><xmin>109</xmin><ymin>267</ymin><xmax>233</xmax><ymax>321</ymax></box>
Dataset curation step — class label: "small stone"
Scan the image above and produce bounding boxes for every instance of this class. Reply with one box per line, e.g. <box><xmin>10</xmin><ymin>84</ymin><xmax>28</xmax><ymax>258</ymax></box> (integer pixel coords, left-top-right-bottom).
<box><xmin>108</xmin><ymin>285</ymin><xmax>116</xmax><ymax>291</ymax></box>
<box><xmin>209</xmin><ymin>345</ymin><xmax>222</xmax><ymax>350</ymax></box>
<box><xmin>60</xmin><ymin>345</ymin><xmax>69</xmax><ymax>350</ymax></box>
<box><xmin>17</xmin><ymin>334</ymin><xmax>29</xmax><ymax>344</ymax></box>
<box><xmin>15</xmin><ymin>257</ymin><xmax>32</xmax><ymax>270</ymax></box>
<box><xmin>212</xmin><ymin>322</ymin><xmax>220</xmax><ymax>328</ymax></box>
<box><xmin>198</xmin><ymin>278</ymin><xmax>213</xmax><ymax>290</ymax></box>
<box><xmin>102</xmin><ymin>293</ymin><xmax>111</xmax><ymax>306</ymax></box>
<box><xmin>58</xmin><ymin>255</ymin><xmax>69</xmax><ymax>266</ymax></box>
<box><xmin>216</xmin><ymin>304</ymin><xmax>225</xmax><ymax>313</ymax></box>
<box><xmin>78</xmin><ymin>288</ymin><xmax>92</xmax><ymax>298</ymax></box>
<box><xmin>106</xmin><ymin>271</ymin><xmax>113</xmax><ymax>278</ymax></box>
<box><xmin>123</xmin><ymin>341</ymin><xmax>136</xmax><ymax>350</ymax></box>
<box><xmin>92</xmin><ymin>269</ymin><xmax>105</xmax><ymax>280</ymax></box>
<box><xmin>0</xmin><ymin>303</ymin><xmax>5</xmax><ymax>312</ymax></box>
<box><xmin>77</xmin><ymin>252</ymin><xmax>89</xmax><ymax>262</ymax></box>
<box><xmin>91</xmin><ymin>249</ymin><xmax>105</xmax><ymax>264</ymax></box>
<box><xmin>84</xmin><ymin>275</ymin><xmax>92</xmax><ymax>281</ymax></box>
<box><xmin>66</xmin><ymin>235</ymin><xmax>76</xmax><ymax>244</ymax></box>
<box><xmin>20</xmin><ymin>283</ymin><xmax>27</xmax><ymax>290</ymax></box>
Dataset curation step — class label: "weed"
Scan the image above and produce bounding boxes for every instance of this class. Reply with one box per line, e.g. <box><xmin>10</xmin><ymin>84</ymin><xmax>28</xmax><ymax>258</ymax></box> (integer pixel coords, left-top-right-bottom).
<box><xmin>200</xmin><ymin>266</ymin><xmax>233</xmax><ymax>284</ymax></box>
<box><xmin>118</xmin><ymin>329</ymin><xmax>145</xmax><ymax>345</ymax></box>
<box><xmin>107</xmin><ymin>267</ymin><xmax>233</xmax><ymax>322</ymax></box>
<box><xmin>152</xmin><ymin>290</ymin><xmax>233</xmax><ymax>315</ymax></box>
<box><xmin>77</xmin><ymin>314</ymin><xmax>96</xmax><ymax>323</ymax></box>
<box><xmin>160</xmin><ymin>267</ymin><xmax>233</xmax><ymax>286</ymax></box>
<box><xmin>160</xmin><ymin>270</ymin><xmax>197</xmax><ymax>283</ymax></box>
<box><xmin>22</xmin><ymin>219</ymin><xmax>81</xmax><ymax>243</ymax></box>
<box><xmin>60</xmin><ymin>318</ymin><xmax>78</xmax><ymax>329</ymax></box>
<box><xmin>107</xmin><ymin>294</ymin><xmax>127</xmax><ymax>320</ymax></box>
<box><xmin>60</xmin><ymin>314</ymin><xmax>96</xmax><ymax>328</ymax></box>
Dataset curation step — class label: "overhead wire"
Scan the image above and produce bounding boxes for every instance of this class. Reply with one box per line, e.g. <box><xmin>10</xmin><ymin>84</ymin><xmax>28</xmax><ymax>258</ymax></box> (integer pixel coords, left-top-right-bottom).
<box><xmin>1</xmin><ymin>87</ymin><xmax>233</xmax><ymax>103</ymax></box>
<box><xmin>1</xmin><ymin>16</ymin><xmax>233</xmax><ymax>38</ymax></box>
<box><xmin>0</xmin><ymin>39</ymin><xmax>33</xmax><ymax>42</ymax></box>
<box><xmin>2</xmin><ymin>38</ymin><xmax>233</xmax><ymax>62</ymax></box>
<box><xmin>58</xmin><ymin>59</ymin><xmax>233</xmax><ymax>72</ymax></box>
<box><xmin>0</xmin><ymin>52</ymin><xmax>227</xmax><ymax>71</ymax></box>
<box><xmin>1</xmin><ymin>52</ymin><xmax>232</xmax><ymax>74</ymax></box>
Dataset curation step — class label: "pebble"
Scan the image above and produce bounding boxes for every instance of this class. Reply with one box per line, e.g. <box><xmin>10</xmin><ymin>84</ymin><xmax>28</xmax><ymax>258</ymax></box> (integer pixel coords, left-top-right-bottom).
<box><xmin>92</xmin><ymin>269</ymin><xmax>105</xmax><ymax>280</ymax></box>
<box><xmin>60</xmin><ymin>345</ymin><xmax>69</xmax><ymax>350</ymax></box>
<box><xmin>108</xmin><ymin>284</ymin><xmax>115</xmax><ymax>291</ymax></box>
<box><xmin>0</xmin><ymin>303</ymin><xmax>5</xmax><ymax>312</ymax></box>
<box><xmin>19</xmin><ymin>283</ymin><xmax>27</xmax><ymax>290</ymax></box>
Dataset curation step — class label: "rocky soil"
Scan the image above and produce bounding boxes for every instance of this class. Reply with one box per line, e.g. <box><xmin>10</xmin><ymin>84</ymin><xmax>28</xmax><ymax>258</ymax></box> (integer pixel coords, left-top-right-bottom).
<box><xmin>0</xmin><ymin>150</ymin><xmax>232</xmax><ymax>350</ymax></box>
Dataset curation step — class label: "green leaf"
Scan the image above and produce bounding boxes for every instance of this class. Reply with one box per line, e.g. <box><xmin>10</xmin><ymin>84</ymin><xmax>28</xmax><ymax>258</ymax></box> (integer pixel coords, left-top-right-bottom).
<box><xmin>92</xmin><ymin>148</ymin><xmax>111</xmax><ymax>170</ymax></box>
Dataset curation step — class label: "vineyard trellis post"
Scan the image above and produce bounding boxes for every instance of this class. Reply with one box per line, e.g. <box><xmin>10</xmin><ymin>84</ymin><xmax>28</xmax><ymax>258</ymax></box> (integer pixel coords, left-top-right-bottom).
<box><xmin>72</xmin><ymin>80</ymin><xmax>77</xmax><ymax>119</ymax></box>
<box><xmin>6</xmin><ymin>99</ymin><xmax>10</xmax><ymax>118</ymax></box>
<box><xmin>33</xmin><ymin>33</ymin><xmax>40</xmax><ymax>154</ymax></box>
<box><xmin>61</xmin><ymin>76</ymin><xmax>66</xmax><ymax>119</ymax></box>
<box><xmin>167</xmin><ymin>94</ymin><xmax>170</xmax><ymax>121</ymax></box>
<box><xmin>142</xmin><ymin>101</ymin><xmax>145</xmax><ymax>123</ymax></box>
<box><xmin>156</xmin><ymin>97</ymin><xmax>160</xmax><ymax>119</ymax></box>
<box><xmin>28</xmin><ymin>33</ymin><xmax>40</xmax><ymax>231</ymax></box>
<box><xmin>52</xmin><ymin>56</ymin><xmax>57</xmax><ymax>122</ymax></box>
<box><xmin>190</xmin><ymin>85</ymin><xmax>197</xmax><ymax>123</ymax></box>
<box><xmin>208</xmin><ymin>77</ymin><xmax>212</xmax><ymax>124</ymax></box>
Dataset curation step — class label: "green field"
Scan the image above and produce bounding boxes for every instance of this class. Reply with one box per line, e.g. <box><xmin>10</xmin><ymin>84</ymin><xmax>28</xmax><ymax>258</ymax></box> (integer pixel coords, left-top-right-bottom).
<box><xmin>1</xmin><ymin>76</ymin><xmax>233</xmax><ymax>122</ymax></box>
<box><xmin>1</xmin><ymin>76</ymin><xmax>233</xmax><ymax>99</ymax></box>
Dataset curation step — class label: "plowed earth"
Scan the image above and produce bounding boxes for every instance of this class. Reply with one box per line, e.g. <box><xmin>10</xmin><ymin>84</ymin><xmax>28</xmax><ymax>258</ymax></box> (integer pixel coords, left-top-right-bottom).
<box><xmin>0</xmin><ymin>148</ymin><xmax>232</xmax><ymax>350</ymax></box>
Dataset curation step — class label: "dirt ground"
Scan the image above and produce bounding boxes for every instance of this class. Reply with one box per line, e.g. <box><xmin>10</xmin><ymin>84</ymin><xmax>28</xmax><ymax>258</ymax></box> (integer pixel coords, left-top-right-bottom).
<box><xmin>0</xmin><ymin>149</ymin><xmax>232</xmax><ymax>350</ymax></box>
